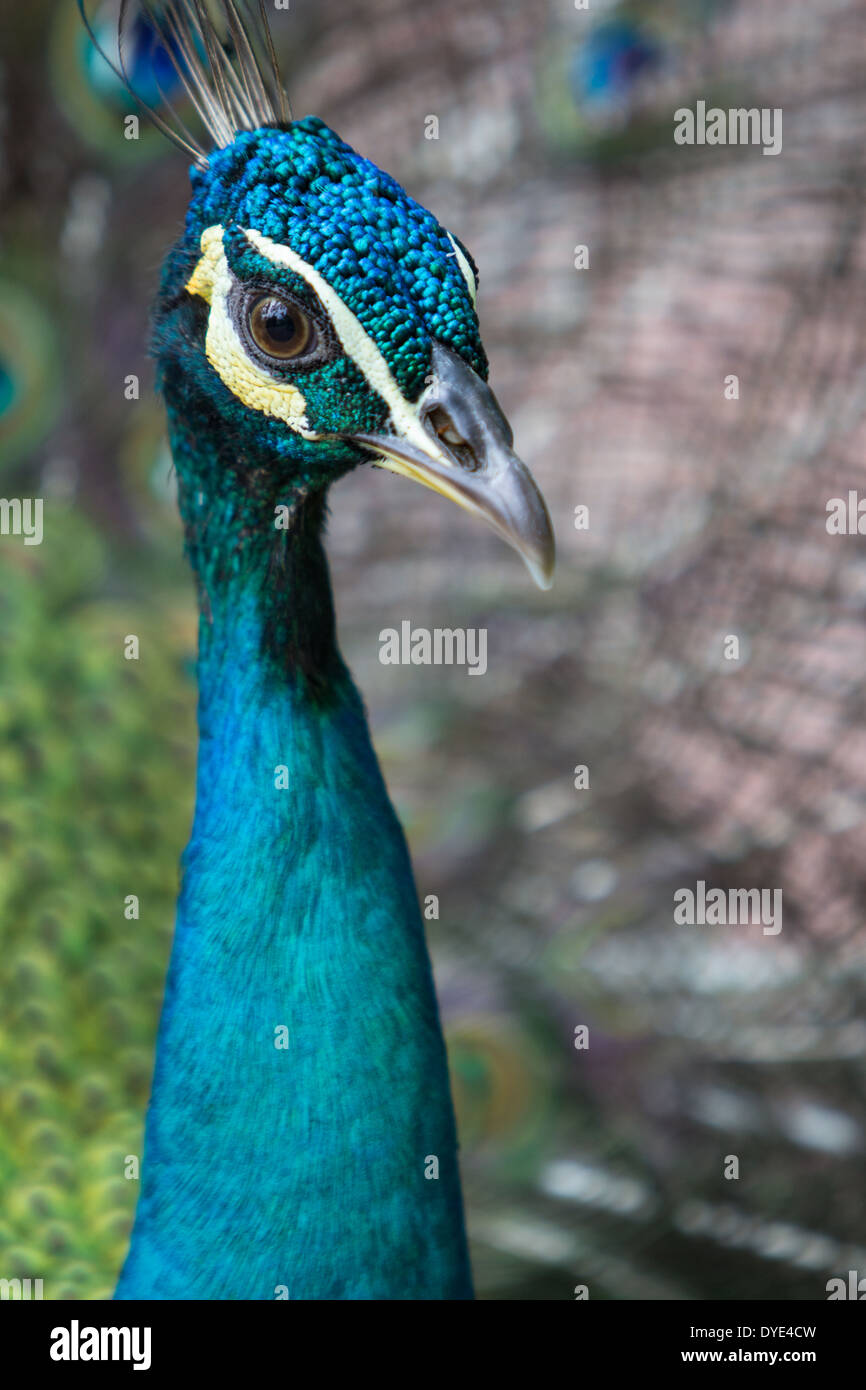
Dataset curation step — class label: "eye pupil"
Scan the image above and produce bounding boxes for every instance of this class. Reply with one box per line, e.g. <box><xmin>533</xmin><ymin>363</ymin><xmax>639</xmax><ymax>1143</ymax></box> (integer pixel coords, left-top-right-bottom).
<box><xmin>262</xmin><ymin>303</ymin><xmax>295</xmax><ymax>343</ymax></box>
<box><xmin>249</xmin><ymin>295</ymin><xmax>312</xmax><ymax>359</ymax></box>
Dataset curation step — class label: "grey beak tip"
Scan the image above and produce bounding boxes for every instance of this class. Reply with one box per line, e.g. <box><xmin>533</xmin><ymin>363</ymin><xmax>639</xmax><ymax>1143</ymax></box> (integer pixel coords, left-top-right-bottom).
<box><xmin>527</xmin><ymin>547</ymin><xmax>556</xmax><ymax>591</ymax></box>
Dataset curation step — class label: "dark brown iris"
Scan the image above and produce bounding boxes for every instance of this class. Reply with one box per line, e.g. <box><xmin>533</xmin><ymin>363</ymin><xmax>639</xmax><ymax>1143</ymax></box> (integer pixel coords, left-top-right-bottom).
<box><xmin>248</xmin><ymin>295</ymin><xmax>312</xmax><ymax>359</ymax></box>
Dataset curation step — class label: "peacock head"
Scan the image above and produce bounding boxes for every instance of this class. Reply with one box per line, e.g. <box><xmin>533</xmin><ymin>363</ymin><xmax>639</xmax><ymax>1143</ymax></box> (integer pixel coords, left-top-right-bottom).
<box><xmin>84</xmin><ymin>3</ymin><xmax>554</xmax><ymax>588</ymax></box>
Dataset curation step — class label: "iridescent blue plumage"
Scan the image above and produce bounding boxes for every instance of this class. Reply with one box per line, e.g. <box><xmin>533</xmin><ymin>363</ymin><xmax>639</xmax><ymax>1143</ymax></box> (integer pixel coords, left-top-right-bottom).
<box><xmin>572</xmin><ymin>18</ymin><xmax>661</xmax><ymax>115</ymax></box>
<box><xmin>86</xmin><ymin>0</ymin><xmax>553</xmax><ymax>1302</ymax></box>
<box><xmin>116</xmin><ymin>544</ymin><xmax>473</xmax><ymax>1299</ymax></box>
<box><xmin>186</xmin><ymin>120</ymin><xmax>487</xmax><ymax>399</ymax></box>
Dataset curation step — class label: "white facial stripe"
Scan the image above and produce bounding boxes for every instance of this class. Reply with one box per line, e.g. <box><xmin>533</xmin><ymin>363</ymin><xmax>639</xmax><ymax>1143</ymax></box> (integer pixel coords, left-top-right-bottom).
<box><xmin>447</xmin><ymin>234</ymin><xmax>477</xmax><ymax>305</ymax></box>
<box><xmin>243</xmin><ymin>227</ymin><xmax>453</xmax><ymax>464</ymax></box>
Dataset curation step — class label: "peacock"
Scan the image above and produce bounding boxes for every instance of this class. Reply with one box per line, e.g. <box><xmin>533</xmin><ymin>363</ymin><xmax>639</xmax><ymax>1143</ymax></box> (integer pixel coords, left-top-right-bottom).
<box><xmin>82</xmin><ymin>0</ymin><xmax>554</xmax><ymax>1301</ymax></box>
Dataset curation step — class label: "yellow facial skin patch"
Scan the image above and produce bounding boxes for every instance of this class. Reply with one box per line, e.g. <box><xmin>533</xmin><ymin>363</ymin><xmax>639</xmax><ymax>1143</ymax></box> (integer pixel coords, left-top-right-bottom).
<box><xmin>185</xmin><ymin>226</ymin><xmax>316</xmax><ymax>436</ymax></box>
<box><xmin>186</xmin><ymin>223</ymin><xmax>460</xmax><ymax>483</ymax></box>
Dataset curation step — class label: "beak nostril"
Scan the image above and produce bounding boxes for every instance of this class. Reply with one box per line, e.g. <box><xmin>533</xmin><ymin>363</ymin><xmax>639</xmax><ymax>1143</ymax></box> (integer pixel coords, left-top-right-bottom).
<box><xmin>427</xmin><ymin>405</ymin><xmax>466</xmax><ymax>449</ymax></box>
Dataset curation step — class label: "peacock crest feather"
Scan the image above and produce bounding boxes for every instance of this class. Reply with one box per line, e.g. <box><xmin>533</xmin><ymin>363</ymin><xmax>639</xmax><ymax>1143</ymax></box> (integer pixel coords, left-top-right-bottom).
<box><xmin>79</xmin><ymin>0</ymin><xmax>290</xmax><ymax>164</ymax></box>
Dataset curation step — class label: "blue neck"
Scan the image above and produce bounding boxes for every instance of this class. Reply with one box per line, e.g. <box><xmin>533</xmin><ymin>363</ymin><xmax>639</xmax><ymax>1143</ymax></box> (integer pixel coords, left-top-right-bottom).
<box><xmin>117</xmin><ymin>416</ymin><xmax>472</xmax><ymax>1300</ymax></box>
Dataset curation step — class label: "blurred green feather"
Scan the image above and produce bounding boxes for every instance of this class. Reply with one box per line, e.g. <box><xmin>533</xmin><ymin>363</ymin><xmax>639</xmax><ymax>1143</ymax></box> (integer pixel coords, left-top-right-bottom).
<box><xmin>0</xmin><ymin>508</ymin><xmax>196</xmax><ymax>1297</ymax></box>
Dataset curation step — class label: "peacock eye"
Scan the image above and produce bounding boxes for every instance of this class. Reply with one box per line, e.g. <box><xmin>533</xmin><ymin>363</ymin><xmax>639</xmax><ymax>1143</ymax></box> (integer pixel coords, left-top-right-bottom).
<box><xmin>247</xmin><ymin>294</ymin><xmax>313</xmax><ymax>360</ymax></box>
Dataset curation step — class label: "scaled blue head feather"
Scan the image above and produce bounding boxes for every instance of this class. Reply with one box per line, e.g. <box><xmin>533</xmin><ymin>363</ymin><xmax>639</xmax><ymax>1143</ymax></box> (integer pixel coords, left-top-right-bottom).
<box><xmin>186</xmin><ymin>118</ymin><xmax>486</xmax><ymax>401</ymax></box>
<box><xmin>80</xmin><ymin>0</ymin><xmax>554</xmax><ymax>591</ymax></box>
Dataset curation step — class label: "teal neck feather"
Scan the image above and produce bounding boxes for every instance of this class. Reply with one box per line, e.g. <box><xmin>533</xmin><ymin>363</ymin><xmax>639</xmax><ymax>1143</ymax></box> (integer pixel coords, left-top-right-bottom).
<box><xmin>116</xmin><ymin>403</ymin><xmax>472</xmax><ymax>1300</ymax></box>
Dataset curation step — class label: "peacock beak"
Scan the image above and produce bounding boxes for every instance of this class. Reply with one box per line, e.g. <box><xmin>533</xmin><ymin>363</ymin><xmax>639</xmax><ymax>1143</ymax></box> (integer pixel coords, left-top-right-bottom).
<box><xmin>349</xmin><ymin>342</ymin><xmax>555</xmax><ymax>590</ymax></box>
